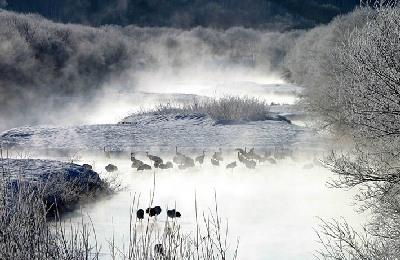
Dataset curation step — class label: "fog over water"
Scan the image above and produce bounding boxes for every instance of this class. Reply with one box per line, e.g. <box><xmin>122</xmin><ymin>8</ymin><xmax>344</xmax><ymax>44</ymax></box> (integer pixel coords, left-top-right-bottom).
<box><xmin>79</xmin><ymin>70</ymin><xmax>298</xmax><ymax>126</ymax></box>
<box><xmin>63</xmin><ymin>148</ymin><xmax>365</xmax><ymax>259</ymax></box>
<box><xmin>26</xmin><ymin>78</ymin><xmax>362</xmax><ymax>260</ymax></box>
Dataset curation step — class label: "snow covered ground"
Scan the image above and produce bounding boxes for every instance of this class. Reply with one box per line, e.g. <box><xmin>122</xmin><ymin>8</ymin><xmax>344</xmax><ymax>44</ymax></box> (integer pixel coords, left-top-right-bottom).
<box><xmin>0</xmin><ymin>110</ymin><xmax>320</xmax><ymax>154</ymax></box>
<box><xmin>0</xmin><ymin>158</ymin><xmax>106</xmax><ymax>213</ymax></box>
<box><xmin>0</xmin><ymin>158</ymin><xmax>96</xmax><ymax>182</ymax></box>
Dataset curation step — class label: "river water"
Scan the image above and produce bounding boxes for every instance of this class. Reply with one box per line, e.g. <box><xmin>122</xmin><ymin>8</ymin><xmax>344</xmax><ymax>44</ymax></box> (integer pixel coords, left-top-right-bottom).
<box><xmin>58</xmin><ymin>78</ymin><xmax>366</xmax><ymax>259</ymax></box>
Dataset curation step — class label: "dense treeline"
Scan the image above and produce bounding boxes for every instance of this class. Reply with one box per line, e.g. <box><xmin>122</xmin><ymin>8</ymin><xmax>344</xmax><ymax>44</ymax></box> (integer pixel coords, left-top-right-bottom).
<box><xmin>2</xmin><ymin>0</ymin><xmax>358</xmax><ymax>29</ymax></box>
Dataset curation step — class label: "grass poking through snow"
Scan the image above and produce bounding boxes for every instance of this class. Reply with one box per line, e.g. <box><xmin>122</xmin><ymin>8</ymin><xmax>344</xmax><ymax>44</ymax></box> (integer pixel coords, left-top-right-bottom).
<box><xmin>134</xmin><ymin>96</ymin><xmax>271</xmax><ymax>122</ymax></box>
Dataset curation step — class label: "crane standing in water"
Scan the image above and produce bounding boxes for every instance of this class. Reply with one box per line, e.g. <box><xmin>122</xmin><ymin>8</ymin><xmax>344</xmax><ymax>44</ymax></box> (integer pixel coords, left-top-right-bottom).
<box><xmin>146</xmin><ymin>152</ymin><xmax>163</xmax><ymax>168</ymax></box>
<box><xmin>195</xmin><ymin>150</ymin><xmax>205</xmax><ymax>164</ymax></box>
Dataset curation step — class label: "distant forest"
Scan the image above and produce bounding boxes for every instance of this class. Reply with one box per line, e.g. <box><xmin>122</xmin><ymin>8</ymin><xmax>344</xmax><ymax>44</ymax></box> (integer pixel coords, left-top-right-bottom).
<box><xmin>2</xmin><ymin>0</ymin><xmax>359</xmax><ymax>29</ymax></box>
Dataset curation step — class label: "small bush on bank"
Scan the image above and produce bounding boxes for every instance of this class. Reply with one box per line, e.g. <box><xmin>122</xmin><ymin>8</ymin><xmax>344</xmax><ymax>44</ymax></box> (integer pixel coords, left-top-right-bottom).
<box><xmin>137</xmin><ymin>96</ymin><xmax>271</xmax><ymax>122</ymax></box>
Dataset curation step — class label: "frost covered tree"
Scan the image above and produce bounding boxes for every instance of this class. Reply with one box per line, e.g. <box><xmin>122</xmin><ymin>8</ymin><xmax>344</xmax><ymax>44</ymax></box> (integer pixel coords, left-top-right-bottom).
<box><xmin>283</xmin><ymin>7</ymin><xmax>371</xmax><ymax>134</ymax></box>
<box><xmin>291</xmin><ymin>2</ymin><xmax>400</xmax><ymax>259</ymax></box>
<box><xmin>330</xmin><ymin>5</ymin><xmax>400</xmax><ymax>141</ymax></box>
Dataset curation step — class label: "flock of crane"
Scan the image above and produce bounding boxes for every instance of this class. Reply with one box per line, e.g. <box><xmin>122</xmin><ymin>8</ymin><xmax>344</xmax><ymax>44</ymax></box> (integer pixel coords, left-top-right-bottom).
<box><xmin>103</xmin><ymin>146</ymin><xmax>294</xmax><ymax>173</ymax></box>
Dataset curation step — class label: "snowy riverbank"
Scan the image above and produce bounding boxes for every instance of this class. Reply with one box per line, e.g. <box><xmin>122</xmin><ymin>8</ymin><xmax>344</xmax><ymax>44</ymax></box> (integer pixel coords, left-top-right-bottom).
<box><xmin>0</xmin><ymin>158</ymin><xmax>109</xmax><ymax>214</ymax></box>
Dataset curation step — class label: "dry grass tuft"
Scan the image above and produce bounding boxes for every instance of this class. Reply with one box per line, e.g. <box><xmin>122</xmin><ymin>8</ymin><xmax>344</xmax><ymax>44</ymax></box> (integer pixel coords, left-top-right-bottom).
<box><xmin>139</xmin><ymin>96</ymin><xmax>270</xmax><ymax>122</ymax></box>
